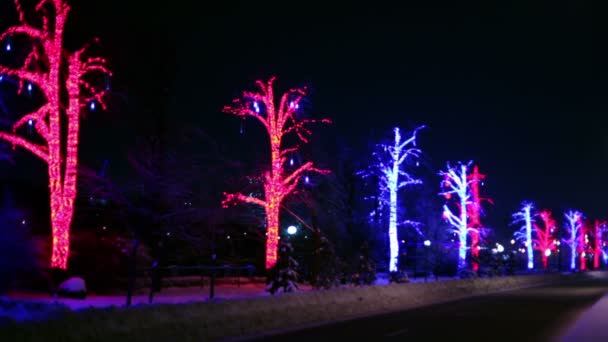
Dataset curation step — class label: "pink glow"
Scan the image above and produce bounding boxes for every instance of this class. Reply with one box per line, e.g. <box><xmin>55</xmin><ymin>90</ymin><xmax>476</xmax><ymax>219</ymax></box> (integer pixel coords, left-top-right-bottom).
<box><xmin>0</xmin><ymin>0</ymin><xmax>110</xmax><ymax>269</ymax></box>
<box><xmin>533</xmin><ymin>210</ymin><xmax>557</xmax><ymax>269</ymax></box>
<box><xmin>222</xmin><ymin>77</ymin><xmax>330</xmax><ymax>269</ymax></box>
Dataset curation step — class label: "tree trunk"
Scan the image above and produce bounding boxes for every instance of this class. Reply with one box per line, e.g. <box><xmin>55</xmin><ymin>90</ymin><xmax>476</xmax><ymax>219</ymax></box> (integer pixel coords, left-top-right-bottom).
<box><xmin>471</xmin><ymin>231</ymin><xmax>479</xmax><ymax>272</ymax></box>
<box><xmin>49</xmin><ymin>191</ymin><xmax>74</xmax><ymax>270</ymax></box>
<box><xmin>264</xmin><ymin>197</ymin><xmax>281</xmax><ymax>269</ymax></box>
<box><xmin>310</xmin><ymin>207</ymin><xmax>321</xmax><ymax>285</ymax></box>
<box><xmin>126</xmin><ymin>238</ymin><xmax>139</xmax><ymax>307</ymax></box>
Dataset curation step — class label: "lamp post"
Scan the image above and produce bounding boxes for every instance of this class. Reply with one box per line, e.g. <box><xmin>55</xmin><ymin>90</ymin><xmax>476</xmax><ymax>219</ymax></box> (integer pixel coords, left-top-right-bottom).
<box><xmin>423</xmin><ymin>240</ymin><xmax>431</xmax><ymax>282</ymax></box>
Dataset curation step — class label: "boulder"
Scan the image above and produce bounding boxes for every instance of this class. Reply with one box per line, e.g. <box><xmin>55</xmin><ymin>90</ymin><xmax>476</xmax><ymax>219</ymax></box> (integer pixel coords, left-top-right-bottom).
<box><xmin>58</xmin><ymin>277</ymin><xmax>87</xmax><ymax>299</ymax></box>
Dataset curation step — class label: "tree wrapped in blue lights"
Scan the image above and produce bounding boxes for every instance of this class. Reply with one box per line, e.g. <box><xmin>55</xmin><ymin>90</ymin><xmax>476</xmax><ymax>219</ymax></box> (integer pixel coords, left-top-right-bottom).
<box><xmin>512</xmin><ymin>202</ymin><xmax>535</xmax><ymax>270</ymax></box>
<box><xmin>439</xmin><ymin>161</ymin><xmax>474</xmax><ymax>272</ymax></box>
<box><xmin>564</xmin><ymin>210</ymin><xmax>584</xmax><ymax>271</ymax></box>
<box><xmin>360</xmin><ymin>126</ymin><xmax>425</xmax><ymax>272</ymax></box>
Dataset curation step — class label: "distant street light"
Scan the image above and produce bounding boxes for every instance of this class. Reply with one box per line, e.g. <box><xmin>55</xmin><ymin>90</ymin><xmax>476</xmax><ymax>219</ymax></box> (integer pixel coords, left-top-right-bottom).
<box><xmin>424</xmin><ymin>240</ymin><xmax>431</xmax><ymax>247</ymax></box>
<box><xmin>287</xmin><ymin>225</ymin><xmax>297</xmax><ymax>235</ymax></box>
<box><xmin>496</xmin><ymin>243</ymin><xmax>504</xmax><ymax>253</ymax></box>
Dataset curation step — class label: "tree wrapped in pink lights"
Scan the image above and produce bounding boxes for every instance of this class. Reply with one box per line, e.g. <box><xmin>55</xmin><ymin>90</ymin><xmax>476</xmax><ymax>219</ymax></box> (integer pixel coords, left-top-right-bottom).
<box><xmin>360</xmin><ymin>126</ymin><xmax>425</xmax><ymax>272</ymax></box>
<box><xmin>591</xmin><ymin>220</ymin><xmax>607</xmax><ymax>269</ymax></box>
<box><xmin>466</xmin><ymin>165</ymin><xmax>492</xmax><ymax>272</ymax></box>
<box><xmin>533</xmin><ymin>209</ymin><xmax>557</xmax><ymax>269</ymax></box>
<box><xmin>221</xmin><ymin>77</ymin><xmax>330</xmax><ymax>270</ymax></box>
<box><xmin>0</xmin><ymin>0</ymin><xmax>110</xmax><ymax>269</ymax></box>
<box><xmin>440</xmin><ymin>161</ymin><xmax>474</xmax><ymax>272</ymax></box>
<box><xmin>564</xmin><ymin>210</ymin><xmax>584</xmax><ymax>271</ymax></box>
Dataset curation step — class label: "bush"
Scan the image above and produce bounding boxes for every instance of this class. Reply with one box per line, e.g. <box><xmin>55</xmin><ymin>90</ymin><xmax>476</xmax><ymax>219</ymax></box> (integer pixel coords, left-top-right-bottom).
<box><xmin>68</xmin><ymin>230</ymin><xmax>152</xmax><ymax>293</ymax></box>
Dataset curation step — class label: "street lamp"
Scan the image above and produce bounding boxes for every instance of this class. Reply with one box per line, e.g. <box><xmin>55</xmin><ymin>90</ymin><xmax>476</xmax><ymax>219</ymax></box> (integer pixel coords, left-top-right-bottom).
<box><xmin>287</xmin><ymin>225</ymin><xmax>298</xmax><ymax>235</ymax></box>
<box><xmin>496</xmin><ymin>243</ymin><xmax>504</xmax><ymax>253</ymax></box>
<box><xmin>422</xmin><ymin>240</ymin><xmax>431</xmax><ymax>282</ymax></box>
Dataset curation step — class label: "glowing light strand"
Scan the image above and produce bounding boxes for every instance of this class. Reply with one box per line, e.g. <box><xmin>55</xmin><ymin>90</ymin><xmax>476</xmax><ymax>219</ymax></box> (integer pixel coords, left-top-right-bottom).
<box><xmin>592</xmin><ymin>220</ymin><xmax>606</xmax><ymax>269</ymax></box>
<box><xmin>221</xmin><ymin>77</ymin><xmax>331</xmax><ymax>269</ymax></box>
<box><xmin>533</xmin><ymin>209</ymin><xmax>557</xmax><ymax>269</ymax></box>
<box><xmin>513</xmin><ymin>202</ymin><xmax>534</xmax><ymax>269</ymax></box>
<box><xmin>466</xmin><ymin>165</ymin><xmax>492</xmax><ymax>272</ymax></box>
<box><xmin>577</xmin><ymin>219</ymin><xmax>589</xmax><ymax>271</ymax></box>
<box><xmin>440</xmin><ymin>161</ymin><xmax>474</xmax><ymax>272</ymax></box>
<box><xmin>360</xmin><ymin>126</ymin><xmax>425</xmax><ymax>272</ymax></box>
<box><xmin>0</xmin><ymin>0</ymin><xmax>111</xmax><ymax>269</ymax></box>
<box><xmin>564</xmin><ymin>210</ymin><xmax>583</xmax><ymax>271</ymax></box>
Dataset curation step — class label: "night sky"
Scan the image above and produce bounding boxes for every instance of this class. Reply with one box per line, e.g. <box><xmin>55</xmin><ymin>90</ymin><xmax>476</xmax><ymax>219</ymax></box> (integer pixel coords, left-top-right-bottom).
<box><xmin>1</xmin><ymin>1</ymin><xmax>606</xmax><ymax>233</ymax></box>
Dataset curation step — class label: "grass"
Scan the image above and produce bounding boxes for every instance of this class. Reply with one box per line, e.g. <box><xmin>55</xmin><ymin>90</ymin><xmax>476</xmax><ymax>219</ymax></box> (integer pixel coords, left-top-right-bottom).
<box><xmin>1</xmin><ymin>303</ymin><xmax>220</xmax><ymax>342</ymax></box>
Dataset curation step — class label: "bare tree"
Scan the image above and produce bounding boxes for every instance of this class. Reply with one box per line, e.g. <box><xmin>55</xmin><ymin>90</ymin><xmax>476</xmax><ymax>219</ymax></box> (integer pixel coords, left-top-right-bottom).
<box><xmin>0</xmin><ymin>0</ymin><xmax>111</xmax><ymax>269</ymax></box>
<box><xmin>221</xmin><ymin>77</ymin><xmax>331</xmax><ymax>269</ymax></box>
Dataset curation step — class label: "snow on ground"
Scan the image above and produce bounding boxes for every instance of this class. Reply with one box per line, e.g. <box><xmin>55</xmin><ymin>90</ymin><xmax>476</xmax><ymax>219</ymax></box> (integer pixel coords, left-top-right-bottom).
<box><xmin>0</xmin><ymin>274</ymin><xmax>461</xmax><ymax>324</ymax></box>
<box><xmin>5</xmin><ymin>283</ymin><xmax>314</xmax><ymax>311</ymax></box>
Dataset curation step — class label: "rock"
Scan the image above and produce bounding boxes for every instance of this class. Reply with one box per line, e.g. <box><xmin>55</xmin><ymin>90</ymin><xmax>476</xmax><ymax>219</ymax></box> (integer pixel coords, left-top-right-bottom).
<box><xmin>58</xmin><ymin>277</ymin><xmax>87</xmax><ymax>299</ymax></box>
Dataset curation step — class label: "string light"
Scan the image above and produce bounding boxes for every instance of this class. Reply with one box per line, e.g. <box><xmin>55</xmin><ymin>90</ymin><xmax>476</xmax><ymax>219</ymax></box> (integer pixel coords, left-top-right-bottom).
<box><xmin>360</xmin><ymin>126</ymin><xmax>425</xmax><ymax>272</ymax></box>
<box><xmin>0</xmin><ymin>0</ymin><xmax>111</xmax><ymax>270</ymax></box>
<box><xmin>592</xmin><ymin>220</ymin><xmax>606</xmax><ymax>269</ymax></box>
<box><xmin>440</xmin><ymin>161</ymin><xmax>474</xmax><ymax>272</ymax></box>
<box><xmin>513</xmin><ymin>202</ymin><xmax>534</xmax><ymax>269</ymax></box>
<box><xmin>564</xmin><ymin>210</ymin><xmax>584</xmax><ymax>271</ymax></box>
<box><xmin>467</xmin><ymin>165</ymin><xmax>492</xmax><ymax>272</ymax></box>
<box><xmin>533</xmin><ymin>209</ymin><xmax>557</xmax><ymax>269</ymax></box>
<box><xmin>221</xmin><ymin>77</ymin><xmax>331</xmax><ymax>269</ymax></box>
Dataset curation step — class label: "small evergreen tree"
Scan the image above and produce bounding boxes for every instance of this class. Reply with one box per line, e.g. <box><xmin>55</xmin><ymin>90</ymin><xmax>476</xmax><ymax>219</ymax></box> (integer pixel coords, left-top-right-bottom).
<box><xmin>352</xmin><ymin>242</ymin><xmax>376</xmax><ymax>285</ymax></box>
<box><xmin>266</xmin><ymin>241</ymin><xmax>299</xmax><ymax>294</ymax></box>
<box><xmin>312</xmin><ymin>236</ymin><xmax>344</xmax><ymax>289</ymax></box>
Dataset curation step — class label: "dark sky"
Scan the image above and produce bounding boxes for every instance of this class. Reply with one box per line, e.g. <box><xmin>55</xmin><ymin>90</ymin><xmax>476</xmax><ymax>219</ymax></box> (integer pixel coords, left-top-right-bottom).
<box><xmin>1</xmin><ymin>1</ymin><xmax>607</xmax><ymax>232</ymax></box>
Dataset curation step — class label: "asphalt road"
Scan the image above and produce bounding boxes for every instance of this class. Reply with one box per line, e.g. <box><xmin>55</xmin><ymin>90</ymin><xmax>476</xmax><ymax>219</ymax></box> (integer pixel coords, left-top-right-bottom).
<box><xmin>248</xmin><ymin>278</ymin><xmax>608</xmax><ymax>342</ymax></box>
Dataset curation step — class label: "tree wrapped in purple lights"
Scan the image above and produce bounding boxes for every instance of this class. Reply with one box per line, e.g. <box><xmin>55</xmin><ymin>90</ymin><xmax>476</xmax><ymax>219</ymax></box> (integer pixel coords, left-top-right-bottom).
<box><xmin>360</xmin><ymin>126</ymin><xmax>425</xmax><ymax>272</ymax></box>
<box><xmin>564</xmin><ymin>210</ymin><xmax>584</xmax><ymax>271</ymax></box>
<box><xmin>439</xmin><ymin>161</ymin><xmax>475</xmax><ymax>272</ymax></box>
<box><xmin>512</xmin><ymin>202</ymin><xmax>534</xmax><ymax>270</ymax></box>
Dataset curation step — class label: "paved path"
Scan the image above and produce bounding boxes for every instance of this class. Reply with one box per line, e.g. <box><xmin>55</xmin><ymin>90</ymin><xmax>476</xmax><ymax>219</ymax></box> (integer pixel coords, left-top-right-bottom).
<box><xmin>246</xmin><ymin>278</ymin><xmax>608</xmax><ymax>342</ymax></box>
<box><xmin>558</xmin><ymin>292</ymin><xmax>608</xmax><ymax>341</ymax></box>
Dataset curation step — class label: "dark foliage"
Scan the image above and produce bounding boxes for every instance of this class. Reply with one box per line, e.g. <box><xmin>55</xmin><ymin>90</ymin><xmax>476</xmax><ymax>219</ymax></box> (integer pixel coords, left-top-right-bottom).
<box><xmin>351</xmin><ymin>241</ymin><xmax>376</xmax><ymax>285</ymax></box>
<box><xmin>266</xmin><ymin>241</ymin><xmax>299</xmax><ymax>294</ymax></box>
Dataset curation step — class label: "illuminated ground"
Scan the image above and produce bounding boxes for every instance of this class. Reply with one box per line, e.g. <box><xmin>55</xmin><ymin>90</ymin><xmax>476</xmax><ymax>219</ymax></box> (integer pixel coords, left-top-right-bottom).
<box><xmin>244</xmin><ymin>278</ymin><xmax>608</xmax><ymax>342</ymax></box>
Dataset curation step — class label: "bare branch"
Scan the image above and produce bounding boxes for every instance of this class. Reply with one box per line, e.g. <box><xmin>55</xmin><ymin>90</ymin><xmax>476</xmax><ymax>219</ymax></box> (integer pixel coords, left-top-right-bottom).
<box><xmin>222</xmin><ymin>192</ymin><xmax>266</xmax><ymax>208</ymax></box>
<box><xmin>0</xmin><ymin>66</ymin><xmax>43</xmax><ymax>86</ymax></box>
<box><xmin>0</xmin><ymin>132</ymin><xmax>48</xmax><ymax>162</ymax></box>
<box><xmin>12</xmin><ymin>104</ymin><xmax>50</xmax><ymax>141</ymax></box>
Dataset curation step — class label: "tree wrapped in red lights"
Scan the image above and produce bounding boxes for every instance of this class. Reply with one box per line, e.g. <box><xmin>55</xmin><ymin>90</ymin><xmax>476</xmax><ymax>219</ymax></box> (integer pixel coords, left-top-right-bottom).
<box><xmin>578</xmin><ymin>220</ymin><xmax>590</xmax><ymax>271</ymax></box>
<box><xmin>592</xmin><ymin>220</ymin><xmax>607</xmax><ymax>269</ymax></box>
<box><xmin>222</xmin><ymin>77</ymin><xmax>330</xmax><ymax>269</ymax></box>
<box><xmin>0</xmin><ymin>0</ymin><xmax>111</xmax><ymax>269</ymax></box>
<box><xmin>466</xmin><ymin>165</ymin><xmax>492</xmax><ymax>272</ymax></box>
<box><xmin>533</xmin><ymin>209</ymin><xmax>557</xmax><ymax>269</ymax></box>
